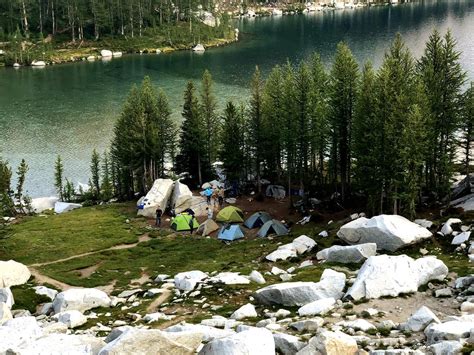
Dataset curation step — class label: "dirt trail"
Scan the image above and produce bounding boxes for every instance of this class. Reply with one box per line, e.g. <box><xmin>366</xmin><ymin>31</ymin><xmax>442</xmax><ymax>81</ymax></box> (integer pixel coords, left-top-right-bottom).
<box><xmin>29</xmin><ymin>267</ymin><xmax>74</xmax><ymax>291</ymax></box>
<box><xmin>146</xmin><ymin>289</ymin><xmax>172</xmax><ymax>313</ymax></box>
<box><xmin>29</xmin><ymin>234</ymin><xmax>152</xmax><ymax>268</ymax></box>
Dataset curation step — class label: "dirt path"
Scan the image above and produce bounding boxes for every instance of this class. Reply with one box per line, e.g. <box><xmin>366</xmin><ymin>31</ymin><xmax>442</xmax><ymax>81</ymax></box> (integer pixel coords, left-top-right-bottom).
<box><xmin>29</xmin><ymin>267</ymin><xmax>74</xmax><ymax>291</ymax></box>
<box><xmin>146</xmin><ymin>289</ymin><xmax>172</xmax><ymax>313</ymax></box>
<box><xmin>29</xmin><ymin>234</ymin><xmax>152</xmax><ymax>268</ymax></box>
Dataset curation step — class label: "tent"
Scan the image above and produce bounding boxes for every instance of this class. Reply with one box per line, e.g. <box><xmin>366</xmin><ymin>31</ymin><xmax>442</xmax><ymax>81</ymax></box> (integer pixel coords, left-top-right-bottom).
<box><xmin>170</xmin><ymin>213</ymin><xmax>200</xmax><ymax>232</ymax></box>
<box><xmin>244</xmin><ymin>211</ymin><xmax>272</xmax><ymax>229</ymax></box>
<box><xmin>216</xmin><ymin>206</ymin><xmax>244</xmax><ymax>223</ymax></box>
<box><xmin>257</xmin><ymin>219</ymin><xmax>289</xmax><ymax>237</ymax></box>
<box><xmin>218</xmin><ymin>224</ymin><xmax>245</xmax><ymax>241</ymax></box>
<box><xmin>196</xmin><ymin>219</ymin><xmax>220</xmax><ymax>236</ymax></box>
<box><xmin>266</xmin><ymin>185</ymin><xmax>286</xmax><ymax>199</ymax></box>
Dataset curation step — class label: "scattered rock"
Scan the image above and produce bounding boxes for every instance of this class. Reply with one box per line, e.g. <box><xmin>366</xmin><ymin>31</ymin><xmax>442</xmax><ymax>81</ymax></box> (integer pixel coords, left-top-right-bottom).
<box><xmin>255</xmin><ymin>269</ymin><xmax>346</xmax><ymax>306</ymax></box>
<box><xmin>430</xmin><ymin>340</ymin><xmax>464</xmax><ymax>355</ymax></box>
<box><xmin>117</xmin><ymin>289</ymin><xmax>142</xmax><ymax>298</ymax></box>
<box><xmin>33</xmin><ymin>286</ymin><xmax>58</xmax><ymax>301</ymax></box>
<box><xmin>164</xmin><ymin>322</ymin><xmax>235</xmax><ymax>342</ymax></box>
<box><xmin>209</xmin><ymin>272</ymin><xmax>250</xmax><ymax>285</ymax></box>
<box><xmin>52</xmin><ymin>288</ymin><xmax>111</xmax><ymax>313</ymax></box>
<box><xmin>266</xmin><ymin>246</ymin><xmax>297</xmax><ymax>262</ymax></box>
<box><xmin>298</xmin><ymin>297</ymin><xmax>335</xmax><ymax>316</ymax></box>
<box><xmin>440</xmin><ymin>218</ymin><xmax>462</xmax><ymax>236</ymax></box>
<box><xmin>402</xmin><ymin>306</ymin><xmax>440</xmax><ymax>332</ymax></box>
<box><xmin>336</xmin><ymin>319</ymin><xmax>376</xmax><ymax>332</ymax></box>
<box><xmin>425</xmin><ymin>317</ymin><xmax>474</xmax><ymax>344</ymax></box>
<box><xmin>0</xmin><ymin>302</ymin><xmax>12</xmax><ymax>324</ymax></box>
<box><xmin>434</xmin><ymin>288</ymin><xmax>452</xmax><ymax>298</ymax></box>
<box><xmin>316</xmin><ymin>243</ymin><xmax>377</xmax><ymax>264</ymax></box>
<box><xmin>0</xmin><ymin>260</ymin><xmax>31</xmax><ymax>287</ymax></box>
<box><xmin>345</xmin><ymin>255</ymin><xmax>448</xmax><ymax>300</ymax></box>
<box><xmin>249</xmin><ymin>270</ymin><xmax>266</xmax><ymax>284</ymax></box>
<box><xmin>231</xmin><ymin>303</ymin><xmax>258</xmax><ymax>320</ymax></box>
<box><xmin>143</xmin><ymin>312</ymin><xmax>173</xmax><ymax>323</ymax></box>
<box><xmin>53</xmin><ymin>310</ymin><xmax>88</xmax><ymax>328</ymax></box>
<box><xmin>337</xmin><ymin>215</ymin><xmax>432</xmax><ymax>252</ymax></box>
<box><xmin>414</xmin><ymin>219</ymin><xmax>433</xmax><ymax>229</ymax></box>
<box><xmin>452</xmin><ymin>231</ymin><xmax>471</xmax><ymax>245</ymax></box>
<box><xmin>0</xmin><ymin>288</ymin><xmax>14</xmax><ymax>308</ymax></box>
<box><xmin>273</xmin><ymin>332</ymin><xmax>306</xmax><ymax>355</ymax></box>
<box><xmin>297</xmin><ymin>329</ymin><xmax>358</xmax><ymax>355</ymax></box>
<box><xmin>174</xmin><ymin>271</ymin><xmax>207</xmax><ymax>291</ymax></box>
<box><xmin>290</xmin><ymin>318</ymin><xmax>324</xmax><ymax>332</ymax></box>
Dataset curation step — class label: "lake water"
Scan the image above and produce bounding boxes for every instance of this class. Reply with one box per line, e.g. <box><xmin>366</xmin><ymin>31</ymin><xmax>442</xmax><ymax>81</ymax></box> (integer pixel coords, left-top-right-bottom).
<box><xmin>1</xmin><ymin>0</ymin><xmax>474</xmax><ymax>197</ymax></box>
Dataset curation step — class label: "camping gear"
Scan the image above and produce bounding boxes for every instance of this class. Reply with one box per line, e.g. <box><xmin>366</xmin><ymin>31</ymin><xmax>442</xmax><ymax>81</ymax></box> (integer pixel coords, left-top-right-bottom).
<box><xmin>218</xmin><ymin>224</ymin><xmax>245</xmax><ymax>241</ymax></box>
<box><xmin>216</xmin><ymin>206</ymin><xmax>244</xmax><ymax>223</ymax></box>
<box><xmin>257</xmin><ymin>219</ymin><xmax>289</xmax><ymax>237</ymax></box>
<box><xmin>137</xmin><ymin>179</ymin><xmax>174</xmax><ymax>218</ymax></box>
<box><xmin>265</xmin><ymin>185</ymin><xmax>286</xmax><ymax>199</ymax></box>
<box><xmin>196</xmin><ymin>219</ymin><xmax>220</xmax><ymax>236</ymax></box>
<box><xmin>171</xmin><ymin>181</ymin><xmax>193</xmax><ymax>213</ymax></box>
<box><xmin>244</xmin><ymin>212</ymin><xmax>272</xmax><ymax>229</ymax></box>
<box><xmin>170</xmin><ymin>213</ymin><xmax>200</xmax><ymax>231</ymax></box>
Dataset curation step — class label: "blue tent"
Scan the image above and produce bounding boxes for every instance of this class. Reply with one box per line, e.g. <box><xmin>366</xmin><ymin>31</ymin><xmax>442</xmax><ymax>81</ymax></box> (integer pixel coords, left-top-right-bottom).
<box><xmin>218</xmin><ymin>224</ymin><xmax>245</xmax><ymax>241</ymax></box>
<box><xmin>257</xmin><ymin>219</ymin><xmax>289</xmax><ymax>238</ymax></box>
<box><xmin>243</xmin><ymin>211</ymin><xmax>272</xmax><ymax>229</ymax></box>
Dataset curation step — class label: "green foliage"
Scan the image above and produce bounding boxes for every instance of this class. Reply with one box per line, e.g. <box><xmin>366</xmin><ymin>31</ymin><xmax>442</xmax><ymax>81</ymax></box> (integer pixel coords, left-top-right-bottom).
<box><xmin>200</xmin><ymin>70</ymin><xmax>220</xmax><ymax>165</ymax></box>
<box><xmin>11</xmin><ymin>283</ymin><xmax>51</xmax><ymax>313</ymax></box>
<box><xmin>220</xmin><ymin>101</ymin><xmax>245</xmax><ymax>182</ymax></box>
<box><xmin>0</xmin><ymin>156</ymin><xmax>14</xmax><ymax>216</ymax></box>
<box><xmin>90</xmin><ymin>149</ymin><xmax>101</xmax><ymax>200</ymax></box>
<box><xmin>54</xmin><ymin>155</ymin><xmax>64</xmax><ymax>201</ymax></box>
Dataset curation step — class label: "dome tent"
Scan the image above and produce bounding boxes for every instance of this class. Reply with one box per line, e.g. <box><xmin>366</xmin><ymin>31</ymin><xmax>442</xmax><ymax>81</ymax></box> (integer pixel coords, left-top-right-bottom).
<box><xmin>218</xmin><ymin>224</ymin><xmax>245</xmax><ymax>241</ymax></box>
<box><xmin>196</xmin><ymin>219</ymin><xmax>220</xmax><ymax>236</ymax></box>
<box><xmin>216</xmin><ymin>206</ymin><xmax>244</xmax><ymax>223</ymax></box>
<box><xmin>257</xmin><ymin>219</ymin><xmax>289</xmax><ymax>237</ymax></box>
<box><xmin>244</xmin><ymin>211</ymin><xmax>272</xmax><ymax>229</ymax></box>
<box><xmin>170</xmin><ymin>213</ymin><xmax>200</xmax><ymax>232</ymax></box>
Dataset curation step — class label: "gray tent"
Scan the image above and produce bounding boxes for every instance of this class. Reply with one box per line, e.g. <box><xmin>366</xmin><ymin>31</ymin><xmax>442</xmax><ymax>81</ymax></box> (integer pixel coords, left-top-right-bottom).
<box><xmin>257</xmin><ymin>219</ymin><xmax>289</xmax><ymax>237</ymax></box>
<box><xmin>265</xmin><ymin>185</ymin><xmax>286</xmax><ymax>199</ymax></box>
<box><xmin>244</xmin><ymin>211</ymin><xmax>272</xmax><ymax>229</ymax></box>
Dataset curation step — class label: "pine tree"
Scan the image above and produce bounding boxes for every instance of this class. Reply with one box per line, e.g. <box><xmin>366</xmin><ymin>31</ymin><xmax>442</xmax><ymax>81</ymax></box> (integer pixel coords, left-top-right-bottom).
<box><xmin>418</xmin><ymin>29</ymin><xmax>466</xmax><ymax>198</ymax></box>
<box><xmin>329</xmin><ymin>42</ymin><xmax>359</xmax><ymax>202</ymax></box>
<box><xmin>15</xmin><ymin>159</ymin><xmax>29</xmax><ymax>214</ymax></box>
<box><xmin>90</xmin><ymin>149</ymin><xmax>101</xmax><ymax>199</ymax></box>
<box><xmin>200</xmin><ymin>70</ymin><xmax>219</xmax><ymax>166</ymax></box>
<box><xmin>54</xmin><ymin>155</ymin><xmax>64</xmax><ymax>201</ymax></box>
<box><xmin>101</xmin><ymin>151</ymin><xmax>113</xmax><ymax>201</ymax></box>
<box><xmin>0</xmin><ymin>157</ymin><xmax>14</xmax><ymax>216</ymax></box>
<box><xmin>176</xmin><ymin>81</ymin><xmax>207</xmax><ymax>186</ymax></box>
<box><xmin>460</xmin><ymin>82</ymin><xmax>474</xmax><ymax>176</ymax></box>
<box><xmin>220</xmin><ymin>101</ymin><xmax>244</xmax><ymax>183</ymax></box>
<box><xmin>248</xmin><ymin>66</ymin><xmax>264</xmax><ymax>193</ymax></box>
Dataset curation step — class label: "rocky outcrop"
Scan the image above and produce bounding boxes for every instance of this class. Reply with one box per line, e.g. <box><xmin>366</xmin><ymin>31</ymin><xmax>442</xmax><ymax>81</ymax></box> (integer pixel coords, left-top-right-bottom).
<box><xmin>0</xmin><ymin>260</ymin><xmax>30</xmax><ymax>288</ymax></box>
<box><xmin>199</xmin><ymin>327</ymin><xmax>275</xmax><ymax>355</ymax></box>
<box><xmin>345</xmin><ymin>255</ymin><xmax>448</xmax><ymax>300</ymax></box>
<box><xmin>31</xmin><ymin>196</ymin><xmax>59</xmax><ymax>213</ymax></box>
<box><xmin>171</xmin><ymin>181</ymin><xmax>193</xmax><ymax>213</ymax></box>
<box><xmin>425</xmin><ymin>316</ymin><xmax>474</xmax><ymax>344</ymax></box>
<box><xmin>337</xmin><ymin>215</ymin><xmax>432</xmax><ymax>252</ymax></box>
<box><xmin>298</xmin><ymin>297</ymin><xmax>335</xmax><ymax>316</ymax></box>
<box><xmin>273</xmin><ymin>332</ymin><xmax>306</xmax><ymax>355</ymax></box>
<box><xmin>164</xmin><ymin>322</ymin><xmax>235</xmax><ymax>342</ymax></box>
<box><xmin>209</xmin><ymin>272</ymin><xmax>250</xmax><ymax>285</ymax></box>
<box><xmin>297</xmin><ymin>330</ymin><xmax>358</xmax><ymax>355</ymax></box>
<box><xmin>19</xmin><ymin>333</ymin><xmax>106</xmax><ymax>354</ymax></box>
<box><xmin>0</xmin><ymin>302</ymin><xmax>12</xmax><ymax>324</ymax></box>
<box><xmin>316</xmin><ymin>243</ymin><xmax>377</xmax><ymax>263</ymax></box>
<box><xmin>266</xmin><ymin>235</ymin><xmax>316</xmax><ymax>262</ymax></box>
<box><xmin>255</xmin><ymin>269</ymin><xmax>346</xmax><ymax>306</ymax></box>
<box><xmin>53</xmin><ymin>310</ymin><xmax>88</xmax><ymax>328</ymax></box>
<box><xmin>54</xmin><ymin>202</ymin><xmax>82</xmax><ymax>214</ymax></box>
<box><xmin>230</xmin><ymin>303</ymin><xmax>257</xmax><ymax>320</ymax></box>
<box><xmin>402</xmin><ymin>306</ymin><xmax>440</xmax><ymax>332</ymax></box>
<box><xmin>137</xmin><ymin>178</ymin><xmax>174</xmax><ymax>218</ymax></box>
<box><xmin>174</xmin><ymin>271</ymin><xmax>208</xmax><ymax>291</ymax></box>
<box><xmin>0</xmin><ymin>288</ymin><xmax>14</xmax><ymax>308</ymax></box>
<box><xmin>52</xmin><ymin>288</ymin><xmax>111</xmax><ymax>313</ymax></box>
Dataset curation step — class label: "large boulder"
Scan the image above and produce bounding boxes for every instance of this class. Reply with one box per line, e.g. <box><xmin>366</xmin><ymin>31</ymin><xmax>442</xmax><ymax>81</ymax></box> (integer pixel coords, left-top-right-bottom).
<box><xmin>0</xmin><ymin>302</ymin><xmax>13</xmax><ymax>324</ymax></box>
<box><xmin>296</xmin><ymin>330</ymin><xmax>358</xmax><ymax>355</ymax></box>
<box><xmin>171</xmin><ymin>181</ymin><xmax>193</xmax><ymax>213</ymax></box>
<box><xmin>0</xmin><ymin>288</ymin><xmax>14</xmax><ymax>308</ymax></box>
<box><xmin>345</xmin><ymin>255</ymin><xmax>448</xmax><ymax>301</ymax></box>
<box><xmin>266</xmin><ymin>245</ymin><xmax>297</xmax><ymax>262</ymax></box>
<box><xmin>0</xmin><ymin>316</ymin><xmax>43</xmax><ymax>353</ymax></box>
<box><xmin>298</xmin><ymin>297</ymin><xmax>335</xmax><ymax>316</ymax></box>
<box><xmin>255</xmin><ymin>269</ymin><xmax>346</xmax><ymax>306</ymax></box>
<box><xmin>292</xmin><ymin>235</ymin><xmax>317</xmax><ymax>254</ymax></box>
<box><xmin>99</xmin><ymin>328</ymin><xmax>200</xmax><ymax>355</ymax></box>
<box><xmin>16</xmin><ymin>333</ymin><xmax>106</xmax><ymax>354</ymax></box>
<box><xmin>31</xmin><ymin>196</ymin><xmax>58</xmax><ymax>213</ymax></box>
<box><xmin>33</xmin><ymin>285</ymin><xmax>58</xmax><ymax>301</ymax></box>
<box><xmin>164</xmin><ymin>322</ymin><xmax>235</xmax><ymax>342</ymax></box>
<box><xmin>337</xmin><ymin>215</ymin><xmax>432</xmax><ymax>252</ymax></box>
<box><xmin>273</xmin><ymin>332</ymin><xmax>306</xmax><ymax>355</ymax></box>
<box><xmin>137</xmin><ymin>178</ymin><xmax>174</xmax><ymax>218</ymax></box>
<box><xmin>230</xmin><ymin>303</ymin><xmax>257</xmax><ymax>320</ymax></box>
<box><xmin>0</xmin><ymin>260</ymin><xmax>31</xmax><ymax>287</ymax></box>
<box><xmin>425</xmin><ymin>318</ymin><xmax>474</xmax><ymax>344</ymax></box>
<box><xmin>174</xmin><ymin>270</ymin><xmax>208</xmax><ymax>291</ymax></box>
<box><xmin>53</xmin><ymin>310</ymin><xmax>88</xmax><ymax>328</ymax></box>
<box><xmin>209</xmin><ymin>272</ymin><xmax>250</xmax><ymax>285</ymax></box>
<box><xmin>54</xmin><ymin>202</ymin><xmax>82</xmax><ymax>214</ymax></box>
<box><xmin>199</xmin><ymin>327</ymin><xmax>275</xmax><ymax>355</ymax></box>
<box><xmin>52</xmin><ymin>288</ymin><xmax>111</xmax><ymax>313</ymax></box>
<box><xmin>402</xmin><ymin>306</ymin><xmax>440</xmax><ymax>332</ymax></box>
<box><xmin>100</xmin><ymin>49</ymin><xmax>113</xmax><ymax>57</ymax></box>
<box><xmin>316</xmin><ymin>243</ymin><xmax>377</xmax><ymax>264</ymax></box>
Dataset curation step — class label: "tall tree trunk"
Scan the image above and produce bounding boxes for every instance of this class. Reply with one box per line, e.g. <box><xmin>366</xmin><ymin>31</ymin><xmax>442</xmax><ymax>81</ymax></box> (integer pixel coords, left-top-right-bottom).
<box><xmin>21</xmin><ymin>0</ymin><xmax>29</xmax><ymax>37</ymax></box>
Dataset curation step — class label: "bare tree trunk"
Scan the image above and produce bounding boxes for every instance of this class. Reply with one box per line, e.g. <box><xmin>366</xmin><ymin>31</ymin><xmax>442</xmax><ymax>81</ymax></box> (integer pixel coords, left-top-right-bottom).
<box><xmin>21</xmin><ymin>0</ymin><xmax>29</xmax><ymax>37</ymax></box>
<box><xmin>38</xmin><ymin>0</ymin><xmax>43</xmax><ymax>35</ymax></box>
<box><xmin>51</xmin><ymin>0</ymin><xmax>56</xmax><ymax>35</ymax></box>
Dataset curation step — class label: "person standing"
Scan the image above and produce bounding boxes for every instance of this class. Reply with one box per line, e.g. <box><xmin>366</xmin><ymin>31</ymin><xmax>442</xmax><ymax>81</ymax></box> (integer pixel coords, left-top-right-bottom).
<box><xmin>155</xmin><ymin>208</ymin><xmax>163</xmax><ymax>227</ymax></box>
<box><xmin>204</xmin><ymin>186</ymin><xmax>213</xmax><ymax>205</ymax></box>
<box><xmin>207</xmin><ymin>207</ymin><xmax>213</xmax><ymax>220</ymax></box>
<box><xmin>218</xmin><ymin>188</ymin><xmax>225</xmax><ymax>208</ymax></box>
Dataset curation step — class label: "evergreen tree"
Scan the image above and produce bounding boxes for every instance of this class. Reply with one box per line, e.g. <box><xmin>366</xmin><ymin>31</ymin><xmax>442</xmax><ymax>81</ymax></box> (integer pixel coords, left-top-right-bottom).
<box><xmin>460</xmin><ymin>82</ymin><xmax>474</xmax><ymax>176</ymax></box>
<box><xmin>0</xmin><ymin>157</ymin><xmax>14</xmax><ymax>216</ymax></box>
<box><xmin>220</xmin><ymin>101</ymin><xmax>244</xmax><ymax>183</ymax></box>
<box><xmin>101</xmin><ymin>151</ymin><xmax>113</xmax><ymax>201</ymax></box>
<box><xmin>90</xmin><ymin>149</ymin><xmax>101</xmax><ymax>199</ymax></box>
<box><xmin>176</xmin><ymin>81</ymin><xmax>207</xmax><ymax>186</ymax></box>
<box><xmin>15</xmin><ymin>159</ymin><xmax>28</xmax><ymax>213</ymax></box>
<box><xmin>329</xmin><ymin>42</ymin><xmax>359</xmax><ymax>202</ymax></box>
<box><xmin>200</xmin><ymin>70</ymin><xmax>219</xmax><ymax>166</ymax></box>
<box><xmin>353</xmin><ymin>62</ymin><xmax>381</xmax><ymax>214</ymax></box>
<box><xmin>248</xmin><ymin>66</ymin><xmax>264</xmax><ymax>193</ymax></box>
<box><xmin>418</xmin><ymin>29</ymin><xmax>466</xmax><ymax>198</ymax></box>
<box><xmin>54</xmin><ymin>155</ymin><xmax>64</xmax><ymax>200</ymax></box>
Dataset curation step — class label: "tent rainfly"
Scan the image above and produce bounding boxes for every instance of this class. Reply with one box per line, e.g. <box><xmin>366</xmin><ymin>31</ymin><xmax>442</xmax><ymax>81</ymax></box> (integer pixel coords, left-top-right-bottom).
<box><xmin>216</xmin><ymin>206</ymin><xmax>244</xmax><ymax>223</ymax></box>
<box><xmin>196</xmin><ymin>219</ymin><xmax>220</xmax><ymax>236</ymax></box>
<box><xmin>218</xmin><ymin>224</ymin><xmax>245</xmax><ymax>241</ymax></box>
<box><xmin>244</xmin><ymin>211</ymin><xmax>272</xmax><ymax>229</ymax></box>
<box><xmin>257</xmin><ymin>219</ymin><xmax>289</xmax><ymax>237</ymax></box>
<box><xmin>265</xmin><ymin>185</ymin><xmax>286</xmax><ymax>199</ymax></box>
<box><xmin>170</xmin><ymin>213</ymin><xmax>200</xmax><ymax>232</ymax></box>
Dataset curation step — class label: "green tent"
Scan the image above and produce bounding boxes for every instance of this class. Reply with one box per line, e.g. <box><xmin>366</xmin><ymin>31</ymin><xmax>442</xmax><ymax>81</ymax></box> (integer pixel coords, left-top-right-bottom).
<box><xmin>216</xmin><ymin>206</ymin><xmax>244</xmax><ymax>223</ymax></box>
<box><xmin>171</xmin><ymin>213</ymin><xmax>200</xmax><ymax>231</ymax></box>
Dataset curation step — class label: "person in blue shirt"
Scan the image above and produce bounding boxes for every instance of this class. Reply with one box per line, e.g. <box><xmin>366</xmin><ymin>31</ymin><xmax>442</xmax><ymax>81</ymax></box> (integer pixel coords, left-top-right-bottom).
<box><xmin>204</xmin><ymin>187</ymin><xmax>213</xmax><ymax>205</ymax></box>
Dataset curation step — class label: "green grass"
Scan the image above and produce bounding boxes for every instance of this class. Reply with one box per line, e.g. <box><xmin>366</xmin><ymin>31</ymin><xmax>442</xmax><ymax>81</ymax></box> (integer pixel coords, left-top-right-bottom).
<box><xmin>0</xmin><ymin>203</ymin><xmax>147</xmax><ymax>265</ymax></box>
<box><xmin>11</xmin><ymin>283</ymin><xmax>51</xmax><ymax>313</ymax></box>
